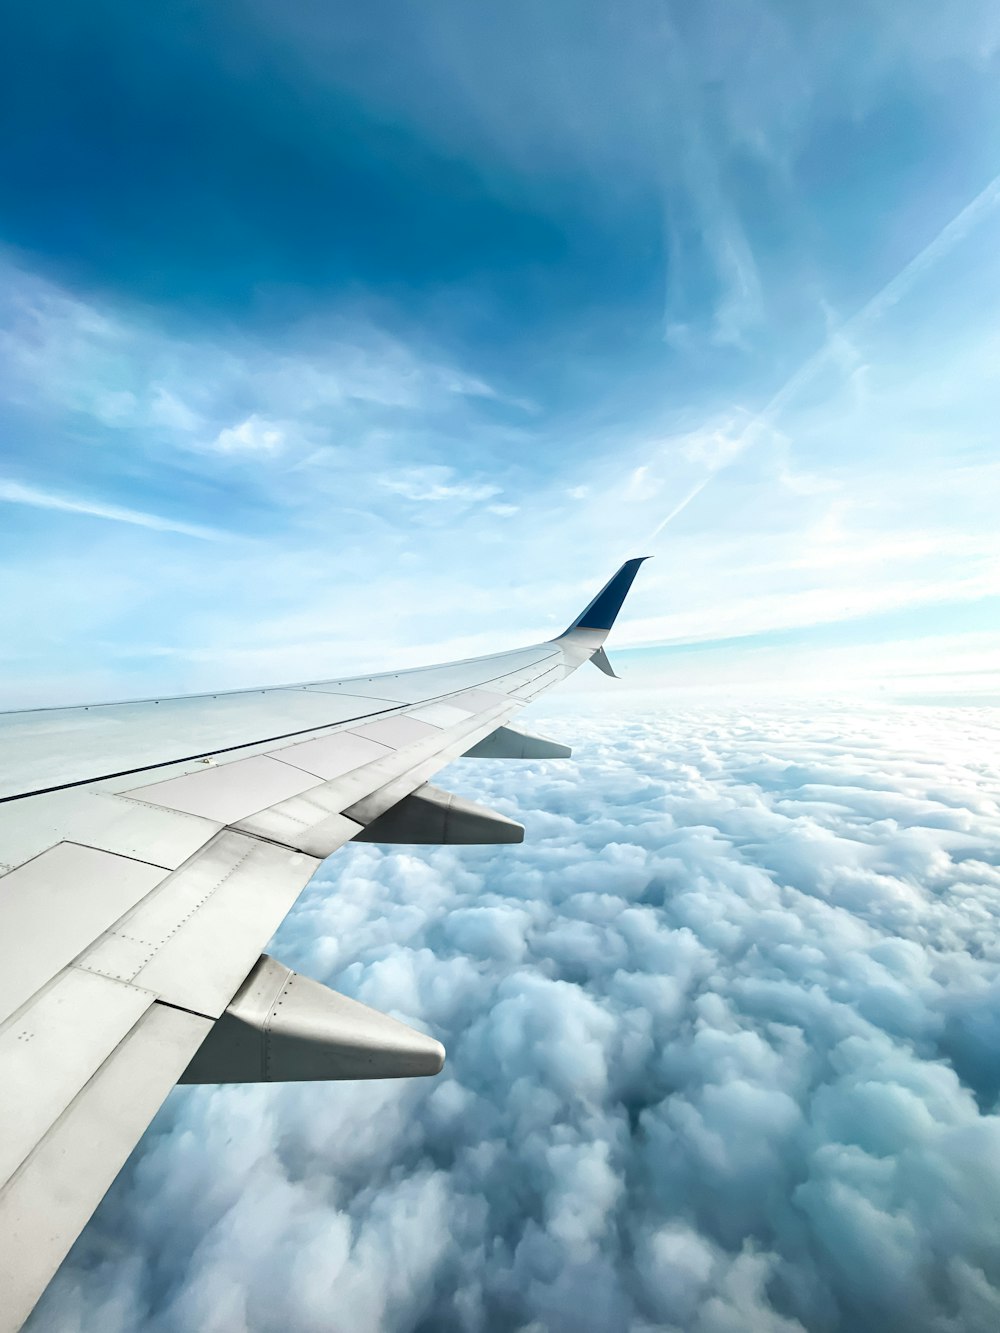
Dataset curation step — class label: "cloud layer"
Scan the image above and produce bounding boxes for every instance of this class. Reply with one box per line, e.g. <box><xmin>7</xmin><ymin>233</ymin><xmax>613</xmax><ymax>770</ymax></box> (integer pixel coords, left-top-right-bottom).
<box><xmin>28</xmin><ymin>702</ymin><xmax>1000</xmax><ymax>1332</ymax></box>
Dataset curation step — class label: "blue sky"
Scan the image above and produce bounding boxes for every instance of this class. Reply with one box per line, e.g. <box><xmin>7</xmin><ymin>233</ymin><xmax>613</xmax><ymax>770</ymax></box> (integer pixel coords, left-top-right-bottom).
<box><xmin>1</xmin><ymin>0</ymin><xmax>999</xmax><ymax>707</ymax></box>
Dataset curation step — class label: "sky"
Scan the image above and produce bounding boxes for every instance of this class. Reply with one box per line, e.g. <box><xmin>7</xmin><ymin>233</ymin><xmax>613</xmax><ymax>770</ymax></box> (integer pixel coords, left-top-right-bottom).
<box><xmin>26</xmin><ymin>701</ymin><xmax>1000</xmax><ymax>1332</ymax></box>
<box><xmin>1</xmin><ymin>0</ymin><xmax>999</xmax><ymax>707</ymax></box>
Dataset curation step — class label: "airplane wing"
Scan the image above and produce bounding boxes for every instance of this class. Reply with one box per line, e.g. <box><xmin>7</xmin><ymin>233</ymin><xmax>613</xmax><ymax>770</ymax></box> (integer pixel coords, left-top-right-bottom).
<box><xmin>0</xmin><ymin>558</ymin><xmax>646</xmax><ymax>1329</ymax></box>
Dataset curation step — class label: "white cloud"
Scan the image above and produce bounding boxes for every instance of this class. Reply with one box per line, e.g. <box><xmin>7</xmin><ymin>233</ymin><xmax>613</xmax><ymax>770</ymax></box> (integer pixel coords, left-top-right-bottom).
<box><xmin>379</xmin><ymin>465</ymin><xmax>502</xmax><ymax>505</ymax></box>
<box><xmin>210</xmin><ymin>415</ymin><xmax>286</xmax><ymax>456</ymax></box>
<box><xmin>0</xmin><ymin>250</ymin><xmax>508</xmax><ymax>462</ymax></box>
<box><xmin>30</xmin><ymin>704</ymin><xmax>1000</xmax><ymax>1333</ymax></box>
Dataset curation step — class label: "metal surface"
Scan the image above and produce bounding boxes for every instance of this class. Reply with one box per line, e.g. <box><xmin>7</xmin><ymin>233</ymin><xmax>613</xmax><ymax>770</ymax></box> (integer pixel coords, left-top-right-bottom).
<box><xmin>0</xmin><ymin>689</ymin><xmax>391</xmax><ymax>802</ymax></box>
<box><xmin>511</xmin><ymin>662</ymin><xmax>565</xmax><ymax>698</ymax></box>
<box><xmin>77</xmin><ymin>831</ymin><xmax>322</xmax><ymax>1018</ymax></box>
<box><xmin>350</xmin><ymin>714</ymin><xmax>442</xmax><ymax>748</ymax></box>
<box><xmin>299</xmin><ymin>645</ymin><xmax>557</xmax><ymax>704</ymax></box>
<box><xmin>590</xmin><ymin>645</ymin><xmax>618</xmax><ymax>678</ymax></box>
<box><xmin>355</xmin><ymin>783</ymin><xmax>525</xmax><ymax>844</ymax></box>
<box><xmin>0</xmin><ymin>844</ymin><xmax>167</xmax><ymax>1024</ymax></box>
<box><xmin>234</xmin><ymin>787</ymin><xmax>367</xmax><ymax>858</ymax></box>
<box><xmin>125</xmin><ymin>753</ymin><xmax>324</xmax><ymax>824</ymax></box>
<box><xmin>408</xmin><ymin>702</ymin><xmax>477</xmax><ymax>727</ymax></box>
<box><xmin>0</xmin><ymin>1000</ymin><xmax>211</xmax><ymax>1333</ymax></box>
<box><xmin>463</xmin><ymin>724</ymin><xmax>572</xmax><ymax>760</ymax></box>
<box><xmin>0</xmin><ymin>789</ymin><xmax>223</xmax><ymax>878</ymax></box>
<box><xmin>448</xmin><ymin>687</ymin><xmax>513</xmax><ymax>712</ymax></box>
<box><xmin>180</xmin><ymin>954</ymin><xmax>445</xmax><ymax>1083</ymax></box>
<box><xmin>266</xmin><ymin>730</ymin><xmax>390</xmax><ymax>781</ymax></box>
<box><xmin>340</xmin><ymin>702</ymin><xmax>516</xmax><ymax>829</ymax></box>
<box><xmin>0</xmin><ymin>968</ymin><xmax>155</xmax><ymax>1192</ymax></box>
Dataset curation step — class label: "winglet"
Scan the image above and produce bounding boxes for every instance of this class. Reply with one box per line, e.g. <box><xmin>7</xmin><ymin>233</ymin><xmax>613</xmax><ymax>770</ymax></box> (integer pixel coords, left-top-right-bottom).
<box><xmin>590</xmin><ymin>646</ymin><xmax>618</xmax><ymax>678</ymax></box>
<box><xmin>560</xmin><ymin>557</ymin><xmax>649</xmax><ymax>637</ymax></box>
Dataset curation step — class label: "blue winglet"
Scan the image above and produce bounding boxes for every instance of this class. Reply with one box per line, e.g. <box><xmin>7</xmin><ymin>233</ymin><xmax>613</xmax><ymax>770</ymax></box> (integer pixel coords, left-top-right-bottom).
<box><xmin>561</xmin><ymin>557</ymin><xmax>649</xmax><ymax>635</ymax></box>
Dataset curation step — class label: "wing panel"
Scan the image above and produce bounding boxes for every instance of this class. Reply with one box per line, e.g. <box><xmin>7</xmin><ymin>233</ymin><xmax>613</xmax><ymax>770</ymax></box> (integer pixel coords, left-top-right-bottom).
<box><xmin>77</xmin><ymin>831</ymin><xmax>325</xmax><ymax>1018</ymax></box>
<box><xmin>0</xmin><ymin>968</ymin><xmax>154</xmax><ymax>1191</ymax></box>
<box><xmin>298</xmin><ymin>646</ymin><xmax>556</xmax><ymax>704</ymax></box>
<box><xmin>0</xmin><ymin>690</ymin><xmax>392</xmax><ymax>801</ymax></box>
<box><xmin>264</xmin><ymin>731</ymin><xmax>391</xmax><ymax>781</ymax></box>
<box><xmin>449</xmin><ymin>687</ymin><xmax>513</xmax><ymax>711</ymax></box>
<box><xmin>350</xmin><ymin>715</ymin><xmax>441</xmax><ymax>748</ymax></box>
<box><xmin>0</xmin><ymin>845</ymin><xmax>167</xmax><ymax>1025</ymax></box>
<box><xmin>0</xmin><ymin>1000</ymin><xmax>211</xmax><ymax>1333</ymax></box>
<box><xmin>407</xmin><ymin>703</ymin><xmax>475</xmax><ymax>727</ymax></box>
<box><xmin>0</xmin><ymin>789</ymin><xmax>223</xmax><ymax>878</ymax></box>
<box><xmin>513</xmin><ymin>663</ymin><xmax>566</xmax><ymax>699</ymax></box>
<box><xmin>123</xmin><ymin>753</ymin><xmax>324</xmax><ymax>824</ymax></box>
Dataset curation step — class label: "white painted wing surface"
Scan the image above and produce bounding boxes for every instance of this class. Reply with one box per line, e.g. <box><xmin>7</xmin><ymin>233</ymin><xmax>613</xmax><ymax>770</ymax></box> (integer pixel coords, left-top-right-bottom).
<box><xmin>0</xmin><ymin>559</ymin><xmax>647</xmax><ymax>1329</ymax></box>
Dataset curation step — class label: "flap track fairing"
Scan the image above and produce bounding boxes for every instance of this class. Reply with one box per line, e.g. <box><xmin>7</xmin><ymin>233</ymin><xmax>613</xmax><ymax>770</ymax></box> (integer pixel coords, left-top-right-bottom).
<box><xmin>180</xmin><ymin>955</ymin><xmax>445</xmax><ymax>1083</ymax></box>
<box><xmin>353</xmin><ymin>782</ymin><xmax>524</xmax><ymax>845</ymax></box>
<box><xmin>463</xmin><ymin>725</ymin><xmax>571</xmax><ymax>760</ymax></box>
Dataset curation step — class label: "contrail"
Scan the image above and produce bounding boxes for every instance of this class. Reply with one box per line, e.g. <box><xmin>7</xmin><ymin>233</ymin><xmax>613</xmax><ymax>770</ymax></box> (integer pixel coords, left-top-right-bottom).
<box><xmin>646</xmin><ymin>168</ymin><xmax>1000</xmax><ymax>542</ymax></box>
<box><xmin>0</xmin><ymin>479</ymin><xmax>225</xmax><ymax>540</ymax></box>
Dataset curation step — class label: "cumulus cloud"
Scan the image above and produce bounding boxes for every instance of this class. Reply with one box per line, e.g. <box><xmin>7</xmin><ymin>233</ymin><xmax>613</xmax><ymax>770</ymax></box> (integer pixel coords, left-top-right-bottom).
<box><xmin>28</xmin><ymin>704</ymin><xmax>1000</xmax><ymax>1332</ymax></box>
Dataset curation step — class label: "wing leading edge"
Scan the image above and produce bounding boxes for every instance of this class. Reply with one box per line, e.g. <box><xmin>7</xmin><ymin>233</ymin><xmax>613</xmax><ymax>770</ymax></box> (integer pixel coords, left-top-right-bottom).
<box><xmin>0</xmin><ymin>559</ymin><xmax>647</xmax><ymax>1330</ymax></box>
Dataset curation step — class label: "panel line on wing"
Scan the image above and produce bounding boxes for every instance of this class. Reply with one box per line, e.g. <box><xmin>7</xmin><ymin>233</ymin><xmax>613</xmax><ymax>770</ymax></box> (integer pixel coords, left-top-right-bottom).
<box><xmin>0</xmin><ymin>707</ymin><xmax>400</xmax><ymax>805</ymax></box>
<box><xmin>58</xmin><ymin>839</ymin><xmax>177</xmax><ymax>872</ymax></box>
<box><xmin>287</xmin><ymin>687</ymin><xmax>405</xmax><ymax>705</ymax></box>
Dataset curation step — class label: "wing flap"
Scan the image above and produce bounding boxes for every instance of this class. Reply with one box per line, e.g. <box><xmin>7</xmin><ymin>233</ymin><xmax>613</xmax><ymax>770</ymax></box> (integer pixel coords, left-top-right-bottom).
<box><xmin>0</xmin><ymin>844</ymin><xmax>168</xmax><ymax>1025</ymax></box>
<box><xmin>76</xmin><ymin>831</ymin><xmax>323</xmax><ymax>1019</ymax></box>
<box><xmin>230</xmin><ymin>693</ymin><xmax>515</xmax><ymax>851</ymax></box>
<box><xmin>0</xmin><ymin>969</ymin><xmax>155</xmax><ymax>1191</ymax></box>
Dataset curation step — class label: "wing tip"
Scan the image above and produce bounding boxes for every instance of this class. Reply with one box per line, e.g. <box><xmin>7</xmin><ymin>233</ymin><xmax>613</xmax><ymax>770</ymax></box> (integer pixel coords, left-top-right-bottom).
<box><xmin>561</xmin><ymin>556</ymin><xmax>650</xmax><ymax>637</ymax></box>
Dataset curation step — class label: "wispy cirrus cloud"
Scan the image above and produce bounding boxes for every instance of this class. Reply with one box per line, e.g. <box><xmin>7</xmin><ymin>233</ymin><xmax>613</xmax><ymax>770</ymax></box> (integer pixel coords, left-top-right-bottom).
<box><xmin>378</xmin><ymin>465</ymin><xmax>503</xmax><ymax>505</ymax></box>
<box><xmin>0</xmin><ymin>250</ymin><xmax>514</xmax><ymax>463</ymax></box>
